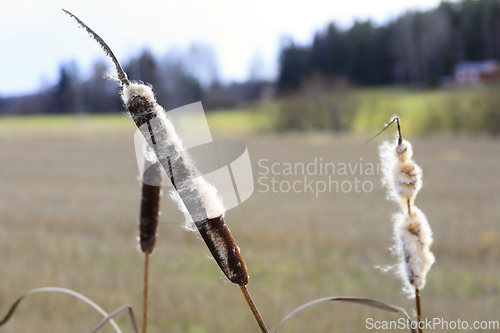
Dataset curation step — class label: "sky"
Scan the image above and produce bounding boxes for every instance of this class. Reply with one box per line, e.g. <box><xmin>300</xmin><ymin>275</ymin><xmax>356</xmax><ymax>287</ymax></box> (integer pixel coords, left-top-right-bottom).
<box><xmin>0</xmin><ymin>0</ymin><xmax>443</xmax><ymax>96</ymax></box>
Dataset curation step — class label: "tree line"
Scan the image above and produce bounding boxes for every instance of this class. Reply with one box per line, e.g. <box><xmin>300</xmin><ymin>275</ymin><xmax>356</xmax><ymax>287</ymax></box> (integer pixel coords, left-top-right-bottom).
<box><xmin>277</xmin><ymin>0</ymin><xmax>500</xmax><ymax>91</ymax></box>
<box><xmin>0</xmin><ymin>45</ymin><xmax>271</xmax><ymax>115</ymax></box>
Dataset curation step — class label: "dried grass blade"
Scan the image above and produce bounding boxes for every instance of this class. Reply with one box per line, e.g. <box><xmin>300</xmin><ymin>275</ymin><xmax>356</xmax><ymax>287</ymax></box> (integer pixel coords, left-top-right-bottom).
<box><xmin>274</xmin><ymin>296</ymin><xmax>415</xmax><ymax>333</ymax></box>
<box><xmin>62</xmin><ymin>9</ymin><xmax>129</xmax><ymax>86</ymax></box>
<box><xmin>0</xmin><ymin>287</ymin><xmax>122</xmax><ymax>332</ymax></box>
<box><xmin>91</xmin><ymin>304</ymin><xmax>138</xmax><ymax>333</ymax></box>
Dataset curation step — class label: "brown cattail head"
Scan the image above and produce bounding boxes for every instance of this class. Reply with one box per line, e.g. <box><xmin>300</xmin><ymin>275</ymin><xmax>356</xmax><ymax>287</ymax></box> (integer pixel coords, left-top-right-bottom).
<box><xmin>195</xmin><ymin>216</ymin><xmax>249</xmax><ymax>286</ymax></box>
<box><xmin>139</xmin><ymin>160</ymin><xmax>163</xmax><ymax>254</ymax></box>
<box><xmin>124</xmin><ymin>80</ymin><xmax>246</xmax><ymax>286</ymax></box>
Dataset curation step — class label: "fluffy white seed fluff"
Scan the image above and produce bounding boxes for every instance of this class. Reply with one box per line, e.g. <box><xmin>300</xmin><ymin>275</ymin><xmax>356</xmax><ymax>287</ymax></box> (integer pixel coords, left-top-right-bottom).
<box><xmin>169</xmin><ymin>181</ymin><xmax>225</xmax><ymax>232</ymax></box>
<box><xmin>122</xmin><ymin>83</ymin><xmax>156</xmax><ymax>106</ymax></box>
<box><xmin>122</xmin><ymin>83</ymin><xmax>225</xmax><ymax>227</ymax></box>
<box><xmin>379</xmin><ymin>133</ymin><xmax>434</xmax><ymax>295</ymax></box>
<box><xmin>170</xmin><ymin>190</ymin><xmax>197</xmax><ymax>231</ymax></box>
<box><xmin>380</xmin><ymin>138</ymin><xmax>422</xmax><ymax>208</ymax></box>
<box><xmin>393</xmin><ymin>207</ymin><xmax>435</xmax><ymax>294</ymax></box>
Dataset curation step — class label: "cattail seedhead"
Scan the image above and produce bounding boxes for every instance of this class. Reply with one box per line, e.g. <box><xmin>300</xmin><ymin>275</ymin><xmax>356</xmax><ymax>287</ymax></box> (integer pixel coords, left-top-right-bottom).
<box><xmin>393</xmin><ymin>207</ymin><xmax>435</xmax><ymax>293</ymax></box>
<box><xmin>196</xmin><ymin>216</ymin><xmax>249</xmax><ymax>286</ymax></box>
<box><xmin>139</xmin><ymin>158</ymin><xmax>163</xmax><ymax>254</ymax></box>
<box><xmin>125</xmin><ymin>82</ymin><xmax>248</xmax><ymax>285</ymax></box>
<box><xmin>375</xmin><ymin>117</ymin><xmax>434</xmax><ymax>296</ymax></box>
<box><xmin>380</xmin><ymin>138</ymin><xmax>422</xmax><ymax>208</ymax></box>
<box><xmin>122</xmin><ymin>72</ymin><xmax>247</xmax><ymax>285</ymax></box>
<box><xmin>124</xmin><ymin>81</ymin><xmax>247</xmax><ymax>285</ymax></box>
<box><xmin>170</xmin><ymin>190</ymin><xmax>249</xmax><ymax>285</ymax></box>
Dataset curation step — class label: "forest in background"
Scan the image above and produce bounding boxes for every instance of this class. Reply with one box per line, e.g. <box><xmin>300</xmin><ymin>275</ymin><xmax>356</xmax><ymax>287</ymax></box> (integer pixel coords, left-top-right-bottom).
<box><xmin>0</xmin><ymin>0</ymin><xmax>499</xmax><ymax>118</ymax></box>
<box><xmin>278</xmin><ymin>0</ymin><xmax>500</xmax><ymax>90</ymax></box>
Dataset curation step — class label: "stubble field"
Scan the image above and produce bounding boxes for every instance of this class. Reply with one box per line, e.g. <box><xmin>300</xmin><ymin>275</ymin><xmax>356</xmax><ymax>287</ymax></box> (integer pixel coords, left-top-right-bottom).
<box><xmin>0</xmin><ymin>115</ymin><xmax>499</xmax><ymax>332</ymax></box>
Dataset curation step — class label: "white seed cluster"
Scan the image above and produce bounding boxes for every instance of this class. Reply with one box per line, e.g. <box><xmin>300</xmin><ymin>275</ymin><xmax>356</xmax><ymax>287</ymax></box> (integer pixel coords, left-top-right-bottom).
<box><xmin>393</xmin><ymin>207</ymin><xmax>435</xmax><ymax>292</ymax></box>
<box><xmin>122</xmin><ymin>83</ymin><xmax>225</xmax><ymax>228</ymax></box>
<box><xmin>379</xmin><ymin>139</ymin><xmax>422</xmax><ymax>208</ymax></box>
<box><xmin>379</xmin><ymin>136</ymin><xmax>434</xmax><ymax>295</ymax></box>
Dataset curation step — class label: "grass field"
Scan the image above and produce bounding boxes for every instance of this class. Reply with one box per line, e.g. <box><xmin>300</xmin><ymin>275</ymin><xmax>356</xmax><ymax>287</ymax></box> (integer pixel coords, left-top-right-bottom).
<box><xmin>0</xmin><ymin>113</ymin><xmax>499</xmax><ymax>332</ymax></box>
<box><xmin>276</xmin><ymin>84</ymin><xmax>500</xmax><ymax>136</ymax></box>
<box><xmin>352</xmin><ymin>85</ymin><xmax>500</xmax><ymax>135</ymax></box>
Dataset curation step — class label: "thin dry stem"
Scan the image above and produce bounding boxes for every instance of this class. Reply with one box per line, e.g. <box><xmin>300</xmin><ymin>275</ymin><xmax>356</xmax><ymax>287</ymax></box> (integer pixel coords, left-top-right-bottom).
<box><xmin>396</xmin><ymin>117</ymin><xmax>403</xmax><ymax>145</ymax></box>
<box><xmin>142</xmin><ymin>252</ymin><xmax>150</xmax><ymax>333</ymax></box>
<box><xmin>365</xmin><ymin>116</ymin><xmax>402</xmax><ymax>144</ymax></box>
<box><xmin>416</xmin><ymin>288</ymin><xmax>422</xmax><ymax>333</ymax></box>
<box><xmin>239</xmin><ymin>286</ymin><xmax>269</xmax><ymax>333</ymax></box>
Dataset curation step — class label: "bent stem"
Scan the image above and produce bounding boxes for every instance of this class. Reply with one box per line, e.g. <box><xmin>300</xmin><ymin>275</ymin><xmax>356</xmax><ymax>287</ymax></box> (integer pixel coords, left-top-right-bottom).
<box><xmin>239</xmin><ymin>285</ymin><xmax>269</xmax><ymax>333</ymax></box>
<box><xmin>142</xmin><ymin>252</ymin><xmax>150</xmax><ymax>333</ymax></box>
<box><xmin>415</xmin><ymin>288</ymin><xmax>422</xmax><ymax>333</ymax></box>
<box><xmin>365</xmin><ymin>116</ymin><xmax>402</xmax><ymax>145</ymax></box>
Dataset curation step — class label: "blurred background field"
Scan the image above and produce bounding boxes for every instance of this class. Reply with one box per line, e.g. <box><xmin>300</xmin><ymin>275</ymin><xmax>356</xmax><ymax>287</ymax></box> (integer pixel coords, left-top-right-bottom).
<box><xmin>6</xmin><ymin>82</ymin><xmax>500</xmax><ymax>134</ymax></box>
<box><xmin>0</xmin><ymin>114</ymin><xmax>499</xmax><ymax>332</ymax></box>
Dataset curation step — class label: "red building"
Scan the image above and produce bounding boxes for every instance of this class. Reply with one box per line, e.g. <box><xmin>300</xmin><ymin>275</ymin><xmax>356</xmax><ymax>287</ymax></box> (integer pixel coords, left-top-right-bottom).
<box><xmin>454</xmin><ymin>60</ymin><xmax>500</xmax><ymax>84</ymax></box>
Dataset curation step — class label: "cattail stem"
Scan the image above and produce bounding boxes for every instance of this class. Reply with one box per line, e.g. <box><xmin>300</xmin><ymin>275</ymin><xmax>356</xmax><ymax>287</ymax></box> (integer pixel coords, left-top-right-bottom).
<box><xmin>395</xmin><ymin>116</ymin><xmax>402</xmax><ymax>145</ymax></box>
<box><xmin>415</xmin><ymin>288</ymin><xmax>422</xmax><ymax>333</ymax></box>
<box><xmin>142</xmin><ymin>251</ymin><xmax>150</xmax><ymax>333</ymax></box>
<box><xmin>239</xmin><ymin>286</ymin><xmax>269</xmax><ymax>333</ymax></box>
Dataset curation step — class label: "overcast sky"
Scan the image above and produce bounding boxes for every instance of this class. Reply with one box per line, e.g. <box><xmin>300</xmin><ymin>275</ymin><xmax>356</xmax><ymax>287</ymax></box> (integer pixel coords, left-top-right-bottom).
<box><xmin>0</xmin><ymin>0</ymin><xmax>443</xmax><ymax>96</ymax></box>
